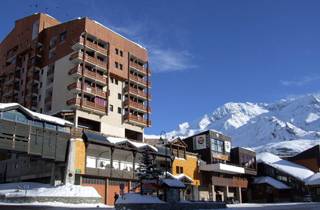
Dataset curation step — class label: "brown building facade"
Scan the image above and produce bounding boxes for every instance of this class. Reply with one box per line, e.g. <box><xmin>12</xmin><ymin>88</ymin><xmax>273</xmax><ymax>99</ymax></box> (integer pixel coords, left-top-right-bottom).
<box><xmin>0</xmin><ymin>13</ymin><xmax>151</xmax><ymax>141</ymax></box>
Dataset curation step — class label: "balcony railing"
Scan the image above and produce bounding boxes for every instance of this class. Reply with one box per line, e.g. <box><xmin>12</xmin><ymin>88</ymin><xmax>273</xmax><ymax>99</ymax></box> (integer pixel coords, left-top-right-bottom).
<box><xmin>70</xmin><ymin>52</ymin><xmax>107</xmax><ymax>70</ymax></box>
<box><xmin>79</xmin><ymin>37</ymin><xmax>108</xmax><ymax>55</ymax></box>
<box><xmin>124</xmin><ymin>86</ymin><xmax>151</xmax><ymax>100</ymax></box>
<box><xmin>68</xmin><ymin>82</ymin><xmax>107</xmax><ymax>98</ymax></box>
<box><xmin>69</xmin><ymin>66</ymin><xmax>106</xmax><ymax>84</ymax></box>
<box><xmin>211</xmin><ymin>176</ymin><xmax>248</xmax><ymax>188</ymax></box>
<box><xmin>124</xmin><ymin>113</ymin><xmax>151</xmax><ymax>127</ymax></box>
<box><xmin>124</xmin><ymin>100</ymin><xmax>151</xmax><ymax>113</ymax></box>
<box><xmin>129</xmin><ymin>74</ymin><xmax>151</xmax><ymax>87</ymax></box>
<box><xmin>67</xmin><ymin>98</ymin><xmax>106</xmax><ymax>113</ymax></box>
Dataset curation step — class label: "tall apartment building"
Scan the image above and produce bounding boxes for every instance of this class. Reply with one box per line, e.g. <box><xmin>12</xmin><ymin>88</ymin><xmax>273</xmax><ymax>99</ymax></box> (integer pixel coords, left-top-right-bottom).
<box><xmin>0</xmin><ymin>13</ymin><xmax>151</xmax><ymax>141</ymax></box>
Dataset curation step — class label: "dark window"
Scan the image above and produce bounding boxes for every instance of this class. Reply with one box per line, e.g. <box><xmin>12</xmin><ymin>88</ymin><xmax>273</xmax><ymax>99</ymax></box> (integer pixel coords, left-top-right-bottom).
<box><xmin>115</xmin><ymin>48</ymin><xmax>119</xmax><ymax>55</ymax></box>
<box><xmin>118</xmin><ymin>107</ymin><xmax>121</xmax><ymax>114</ymax></box>
<box><xmin>120</xmin><ymin>51</ymin><xmax>123</xmax><ymax>57</ymax></box>
<box><xmin>60</xmin><ymin>31</ymin><xmax>67</xmax><ymax>42</ymax></box>
<box><xmin>115</xmin><ymin>79</ymin><xmax>118</xmax><ymax>85</ymax></box>
<box><xmin>119</xmin><ymin>64</ymin><xmax>123</xmax><ymax>70</ymax></box>
<box><xmin>110</xmin><ymin>104</ymin><xmax>113</xmax><ymax>112</ymax></box>
<box><xmin>118</xmin><ymin>93</ymin><xmax>122</xmax><ymax>100</ymax></box>
<box><xmin>115</xmin><ymin>62</ymin><xmax>119</xmax><ymax>68</ymax></box>
<box><xmin>111</xmin><ymin>77</ymin><xmax>114</xmax><ymax>83</ymax></box>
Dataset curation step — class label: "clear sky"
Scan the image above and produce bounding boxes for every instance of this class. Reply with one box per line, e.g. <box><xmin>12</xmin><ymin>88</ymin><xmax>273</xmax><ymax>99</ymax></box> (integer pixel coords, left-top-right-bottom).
<box><xmin>1</xmin><ymin>0</ymin><xmax>320</xmax><ymax>135</ymax></box>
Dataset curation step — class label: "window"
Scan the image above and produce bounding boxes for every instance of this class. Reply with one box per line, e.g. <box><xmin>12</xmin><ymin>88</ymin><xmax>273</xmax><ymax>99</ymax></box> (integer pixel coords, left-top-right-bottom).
<box><xmin>176</xmin><ymin>166</ymin><xmax>183</xmax><ymax>174</ymax></box>
<box><xmin>211</xmin><ymin>139</ymin><xmax>224</xmax><ymax>153</ymax></box>
<box><xmin>15</xmin><ymin>111</ymin><xmax>29</xmax><ymax>124</ymax></box>
<box><xmin>115</xmin><ymin>62</ymin><xmax>119</xmax><ymax>68</ymax></box>
<box><xmin>86</xmin><ymin>156</ymin><xmax>96</xmax><ymax>168</ymax></box>
<box><xmin>119</xmin><ymin>64</ymin><xmax>123</xmax><ymax>70</ymax></box>
<box><xmin>49</xmin><ymin>36</ymin><xmax>57</xmax><ymax>49</ymax></box>
<box><xmin>59</xmin><ymin>31</ymin><xmax>67</xmax><ymax>42</ymax></box>
<box><xmin>2</xmin><ymin>110</ymin><xmax>16</xmax><ymax>121</ymax></box>
<box><xmin>118</xmin><ymin>107</ymin><xmax>121</xmax><ymax>114</ymax></box>
<box><xmin>109</xmin><ymin>104</ymin><xmax>113</xmax><ymax>112</ymax></box>
<box><xmin>120</xmin><ymin>50</ymin><xmax>123</xmax><ymax>57</ymax></box>
<box><xmin>118</xmin><ymin>93</ymin><xmax>122</xmax><ymax>100</ymax></box>
<box><xmin>115</xmin><ymin>79</ymin><xmax>118</xmax><ymax>85</ymax></box>
<box><xmin>110</xmin><ymin>77</ymin><xmax>114</xmax><ymax>83</ymax></box>
<box><xmin>115</xmin><ymin>48</ymin><xmax>119</xmax><ymax>55</ymax></box>
<box><xmin>45</xmin><ymin>123</ymin><xmax>56</xmax><ymax>130</ymax></box>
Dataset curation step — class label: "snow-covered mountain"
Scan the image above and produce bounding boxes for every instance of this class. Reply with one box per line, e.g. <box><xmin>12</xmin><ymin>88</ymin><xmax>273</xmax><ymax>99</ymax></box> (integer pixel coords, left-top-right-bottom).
<box><xmin>152</xmin><ymin>94</ymin><xmax>320</xmax><ymax>156</ymax></box>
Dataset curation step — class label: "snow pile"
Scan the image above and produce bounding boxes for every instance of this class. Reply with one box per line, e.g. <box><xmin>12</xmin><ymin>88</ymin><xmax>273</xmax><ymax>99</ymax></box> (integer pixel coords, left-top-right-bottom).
<box><xmin>116</xmin><ymin>193</ymin><xmax>165</xmax><ymax>204</ymax></box>
<box><xmin>106</xmin><ymin>136</ymin><xmax>158</xmax><ymax>152</ymax></box>
<box><xmin>253</xmin><ymin>176</ymin><xmax>290</xmax><ymax>189</ymax></box>
<box><xmin>146</xmin><ymin>94</ymin><xmax>320</xmax><ymax>156</ymax></box>
<box><xmin>257</xmin><ymin>152</ymin><xmax>314</xmax><ymax>181</ymax></box>
<box><xmin>0</xmin><ymin>183</ymin><xmax>100</xmax><ymax>198</ymax></box>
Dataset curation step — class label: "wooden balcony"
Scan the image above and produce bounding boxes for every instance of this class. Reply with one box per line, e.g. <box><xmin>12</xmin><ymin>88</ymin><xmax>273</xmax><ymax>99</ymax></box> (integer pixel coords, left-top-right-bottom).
<box><xmin>211</xmin><ymin>176</ymin><xmax>248</xmax><ymax>188</ymax></box>
<box><xmin>79</xmin><ymin>37</ymin><xmax>108</xmax><ymax>55</ymax></box>
<box><xmin>124</xmin><ymin>86</ymin><xmax>151</xmax><ymax>100</ymax></box>
<box><xmin>124</xmin><ymin>100</ymin><xmax>151</xmax><ymax>113</ymax></box>
<box><xmin>69</xmin><ymin>66</ymin><xmax>106</xmax><ymax>84</ymax></box>
<box><xmin>70</xmin><ymin>52</ymin><xmax>107</xmax><ymax>70</ymax></box>
<box><xmin>129</xmin><ymin>61</ymin><xmax>150</xmax><ymax>75</ymax></box>
<box><xmin>129</xmin><ymin>74</ymin><xmax>151</xmax><ymax>87</ymax></box>
<box><xmin>66</xmin><ymin>98</ymin><xmax>106</xmax><ymax>113</ymax></box>
<box><xmin>67</xmin><ymin>82</ymin><xmax>107</xmax><ymax>99</ymax></box>
<box><xmin>124</xmin><ymin>113</ymin><xmax>151</xmax><ymax>127</ymax></box>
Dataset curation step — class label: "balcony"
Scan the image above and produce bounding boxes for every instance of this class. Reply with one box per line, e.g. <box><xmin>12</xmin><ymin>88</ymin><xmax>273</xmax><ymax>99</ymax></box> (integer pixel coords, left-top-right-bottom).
<box><xmin>70</xmin><ymin>52</ymin><xmax>107</xmax><ymax>70</ymax></box>
<box><xmin>199</xmin><ymin>163</ymin><xmax>245</xmax><ymax>174</ymax></box>
<box><xmin>67</xmin><ymin>82</ymin><xmax>107</xmax><ymax>99</ymax></box>
<box><xmin>129</xmin><ymin>61</ymin><xmax>150</xmax><ymax>75</ymax></box>
<box><xmin>211</xmin><ymin>176</ymin><xmax>248</xmax><ymax>188</ymax></box>
<box><xmin>79</xmin><ymin>37</ymin><xmax>108</xmax><ymax>55</ymax></box>
<box><xmin>124</xmin><ymin>99</ymin><xmax>151</xmax><ymax>113</ymax></box>
<box><xmin>124</xmin><ymin>113</ymin><xmax>151</xmax><ymax>127</ymax></box>
<box><xmin>124</xmin><ymin>86</ymin><xmax>151</xmax><ymax>100</ymax></box>
<box><xmin>67</xmin><ymin>98</ymin><xmax>106</xmax><ymax>113</ymax></box>
<box><xmin>129</xmin><ymin>74</ymin><xmax>151</xmax><ymax>87</ymax></box>
<box><xmin>69</xmin><ymin>66</ymin><xmax>106</xmax><ymax>85</ymax></box>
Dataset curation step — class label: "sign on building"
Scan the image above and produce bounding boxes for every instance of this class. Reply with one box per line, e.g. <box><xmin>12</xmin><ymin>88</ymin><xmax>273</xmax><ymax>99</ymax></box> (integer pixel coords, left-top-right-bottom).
<box><xmin>194</xmin><ymin>134</ymin><xmax>207</xmax><ymax>150</ymax></box>
<box><xmin>224</xmin><ymin>141</ymin><xmax>231</xmax><ymax>153</ymax></box>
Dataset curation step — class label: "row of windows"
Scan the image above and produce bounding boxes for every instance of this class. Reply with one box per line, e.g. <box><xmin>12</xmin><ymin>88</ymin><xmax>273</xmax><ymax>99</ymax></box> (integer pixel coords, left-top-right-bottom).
<box><xmin>115</xmin><ymin>48</ymin><xmax>123</xmax><ymax>57</ymax></box>
<box><xmin>115</xmin><ymin>62</ymin><xmax>123</xmax><ymax>70</ymax></box>
<box><xmin>0</xmin><ymin>110</ymin><xmax>70</xmax><ymax>133</ymax></box>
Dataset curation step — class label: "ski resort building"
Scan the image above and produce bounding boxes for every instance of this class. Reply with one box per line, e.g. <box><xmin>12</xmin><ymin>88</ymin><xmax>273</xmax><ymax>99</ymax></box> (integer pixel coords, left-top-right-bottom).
<box><xmin>0</xmin><ymin>13</ymin><xmax>151</xmax><ymax>141</ymax></box>
<box><xmin>288</xmin><ymin>145</ymin><xmax>320</xmax><ymax>173</ymax></box>
<box><xmin>182</xmin><ymin>130</ymin><xmax>257</xmax><ymax>203</ymax></box>
<box><xmin>0</xmin><ymin>103</ymin><xmax>72</xmax><ymax>184</ymax></box>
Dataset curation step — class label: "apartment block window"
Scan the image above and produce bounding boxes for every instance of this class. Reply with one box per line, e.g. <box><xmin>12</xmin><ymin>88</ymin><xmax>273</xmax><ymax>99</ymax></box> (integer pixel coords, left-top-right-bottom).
<box><xmin>111</xmin><ymin>77</ymin><xmax>114</xmax><ymax>83</ymax></box>
<box><xmin>115</xmin><ymin>62</ymin><xmax>119</xmax><ymax>68</ymax></box>
<box><xmin>118</xmin><ymin>93</ymin><xmax>122</xmax><ymax>100</ymax></box>
<box><xmin>115</xmin><ymin>79</ymin><xmax>118</xmax><ymax>85</ymax></box>
<box><xmin>109</xmin><ymin>104</ymin><xmax>113</xmax><ymax>112</ymax></box>
<box><xmin>59</xmin><ymin>31</ymin><xmax>67</xmax><ymax>42</ymax></box>
<box><xmin>120</xmin><ymin>50</ymin><xmax>123</xmax><ymax>57</ymax></box>
<box><xmin>115</xmin><ymin>48</ymin><xmax>119</xmax><ymax>55</ymax></box>
<box><xmin>176</xmin><ymin>166</ymin><xmax>183</xmax><ymax>174</ymax></box>
<box><xmin>119</xmin><ymin>64</ymin><xmax>123</xmax><ymax>70</ymax></box>
<box><xmin>49</xmin><ymin>36</ymin><xmax>57</xmax><ymax>49</ymax></box>
<box><xmin>211</xmin><ymin>139</ymin><xmax>224</xmax><ymax>153</ymax></box>
<box><xmin>117</xmin><ymin>107</ymin><xmax>121</xmax><ymax>114</ymax></box>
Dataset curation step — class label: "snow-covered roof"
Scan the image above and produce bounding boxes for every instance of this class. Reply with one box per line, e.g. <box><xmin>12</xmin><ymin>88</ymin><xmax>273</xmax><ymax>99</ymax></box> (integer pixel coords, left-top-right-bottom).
<box><xmin>161</xmin><ymin>179</ymin><xmax>186</xmax><ymax>188</ymax></box>
<box><xmin>305</xmin><ymin>173</ymin><xmax>320</xmax><ymax>185</ymax></box>
<box><xmin>165</xmin><ymin>172</ymin><xmax>193</xmax><ymax>183</ymax></box>
<box><xmin>0</xmin><ymin>103</ymin><xmax>73</xmax><ymax>126</ymax></box>
<box><xmin>257</xmin><ymin>152</ymin><xmax>314</xmax><ymax>181</ymax></box>
<box><xmin>253</xmin><ymin>176</ymin><xmax>290</xmax><ymax>189</ymax></box>
<box><xmin>116</xmin><ymin>193</ymin><xmax>165</xmax><ymax>204</ymax></box>
<box><xmin>0</xmin><ymin>182</ymin><xmax>100</xmax><ymax>198</ymax></box>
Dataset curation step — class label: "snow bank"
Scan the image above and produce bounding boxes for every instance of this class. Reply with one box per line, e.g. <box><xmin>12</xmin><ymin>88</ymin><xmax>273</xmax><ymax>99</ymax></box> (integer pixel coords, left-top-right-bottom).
<box><xmin>257</xmin><ymin>152</ymin><xmax>314</xmax><ymax>181</ymax></box>
<box><xmin>254</xmin><ymin>176</ymin><xmax>290</xmax><ymax>189</ymax></box>
<box><xmin>116</xmin><ymin>193</ymin><xmax>165</xmax><ymax>204</ymax></box>
<box><xmin>0</xmin><ymin>182</ymin><xmax>100</xmax><ymax>198</ymax></box>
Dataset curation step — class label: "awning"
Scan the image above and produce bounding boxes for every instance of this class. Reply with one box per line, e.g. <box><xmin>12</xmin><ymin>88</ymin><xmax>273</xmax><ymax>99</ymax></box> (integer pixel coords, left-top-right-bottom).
<box><xmin>83</xmin><ymin>130</ymin><xmax>108</xmax><ymax>143</ymax></box>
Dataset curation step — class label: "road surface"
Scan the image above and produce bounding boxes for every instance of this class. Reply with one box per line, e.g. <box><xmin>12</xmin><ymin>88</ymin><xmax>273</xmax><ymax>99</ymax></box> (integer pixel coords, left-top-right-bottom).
<box><xmin>0</xmin><ymin>202</ymin><xmax>320</xmax><ymax>210</ymax></box>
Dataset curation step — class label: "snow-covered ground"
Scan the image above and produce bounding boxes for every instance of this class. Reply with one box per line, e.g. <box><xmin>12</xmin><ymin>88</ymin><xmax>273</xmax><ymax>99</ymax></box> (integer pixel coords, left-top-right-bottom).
<box><xmin>0</xmin><ymin>182</ymin><xmax>100</xmax><ymax>198</ymax></box>
<box><xmin>226</xmin><ymin>202</ymin><xmax>320</xmax><ymax>210</ymax></box>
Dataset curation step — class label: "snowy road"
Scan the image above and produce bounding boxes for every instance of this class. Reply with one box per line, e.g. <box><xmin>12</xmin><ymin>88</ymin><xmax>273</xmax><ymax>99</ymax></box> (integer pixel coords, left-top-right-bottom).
<box><xmin>1</xmin><ymin>202</ymin><xmax>320</xmax><ymax>210</ymax></box>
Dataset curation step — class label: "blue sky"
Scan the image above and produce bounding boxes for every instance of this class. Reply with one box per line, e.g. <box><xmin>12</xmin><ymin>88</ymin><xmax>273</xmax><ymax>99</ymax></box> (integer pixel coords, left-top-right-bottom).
<box><xmin>1</xmin><ymin>0</ymin><xmax>320</xmax><ymax>135</ymax></box>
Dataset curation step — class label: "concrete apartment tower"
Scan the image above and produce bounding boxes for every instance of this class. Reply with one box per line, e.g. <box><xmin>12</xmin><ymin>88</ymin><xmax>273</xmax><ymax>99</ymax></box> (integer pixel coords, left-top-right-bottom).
<box><xmin>0</xmin><ymin>13</ymin><xmax>151</xmax><ymax>141</ymax></box>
